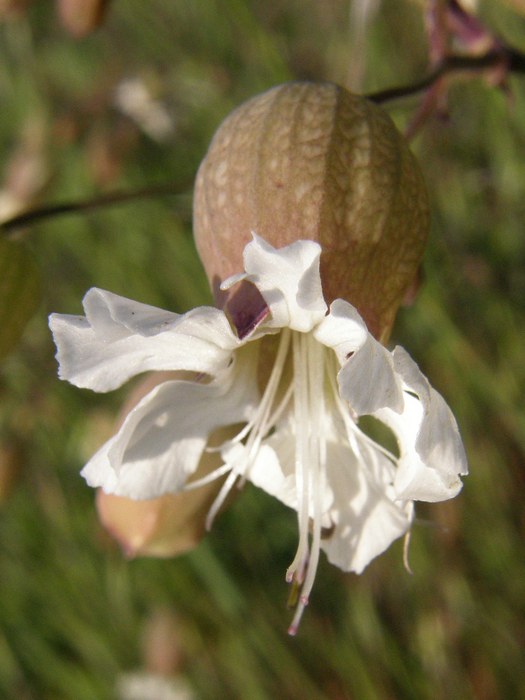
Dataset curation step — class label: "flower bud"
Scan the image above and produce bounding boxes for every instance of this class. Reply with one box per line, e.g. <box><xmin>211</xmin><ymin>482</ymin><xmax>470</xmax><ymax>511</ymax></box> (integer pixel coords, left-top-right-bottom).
<box><xmin>96</xmin><ymin>488</ymin><xmax>210</xmax><ymax>559</ymax></box>
<box><xmin>193</xmin><ymin>81</ymin><xmax>429</xmax><ymax>341</ymax></box>
<box><xmin>57</xmin><ymin>0</ymin><xmax>110</xmax><ymax>37</ymax></box>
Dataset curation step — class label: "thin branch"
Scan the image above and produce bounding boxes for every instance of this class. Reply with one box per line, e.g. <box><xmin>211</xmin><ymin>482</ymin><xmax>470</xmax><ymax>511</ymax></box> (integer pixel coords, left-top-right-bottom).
<box><xmin>367</xmin><ymin>46</ymin><xmax>525</xmax><ymax>104</ymax></box>
<box><xmin>0</xmin><ymin>182</ymin><xmax>191</xmax><ymax>236</ymax></box>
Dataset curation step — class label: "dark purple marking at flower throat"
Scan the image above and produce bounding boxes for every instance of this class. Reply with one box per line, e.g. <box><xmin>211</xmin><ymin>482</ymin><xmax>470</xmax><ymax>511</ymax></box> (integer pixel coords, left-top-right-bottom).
<box><xmin>225</xmin><ymin>281</ymin><xmax>270</xmax><ymax>339</ymax></box>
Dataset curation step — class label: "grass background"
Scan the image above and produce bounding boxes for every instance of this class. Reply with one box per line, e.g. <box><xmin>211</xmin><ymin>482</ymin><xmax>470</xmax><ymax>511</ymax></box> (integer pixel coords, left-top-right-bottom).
<box><xmin>1</xmin><ymin>1</ymin><xmax>525</xmax><ymax>698</ymax></box>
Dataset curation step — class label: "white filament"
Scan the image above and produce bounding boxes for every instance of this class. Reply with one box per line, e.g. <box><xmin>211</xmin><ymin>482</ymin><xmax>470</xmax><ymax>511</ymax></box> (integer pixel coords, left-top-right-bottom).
<box><xmin>287</xmin><ymin>333</ymin><xmax>327</xmax><ymax>635</ymax></box>
<box><xmin>201</xmin><ymin>329</ymin><xmax>292</xmax><ymax>530</ymax></box>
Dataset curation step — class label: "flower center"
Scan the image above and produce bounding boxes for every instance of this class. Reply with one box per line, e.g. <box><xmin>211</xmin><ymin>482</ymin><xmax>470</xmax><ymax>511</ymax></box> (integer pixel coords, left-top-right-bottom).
<box><xmin>183</xmin><ymin>326</ymin><xmax>398</xmax><ymax>634</ymax></box>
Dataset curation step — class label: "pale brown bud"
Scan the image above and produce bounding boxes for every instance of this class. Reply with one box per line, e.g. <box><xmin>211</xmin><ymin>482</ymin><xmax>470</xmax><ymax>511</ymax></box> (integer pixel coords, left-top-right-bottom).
<box><xmin>56</xmin><ymin>0</ymin><xmax>110</xmax><ymax>37</ymax></box>
<box><xmin>194</xmin><ymin>81</ymin><xmax>429</xmax><ymax>342</ymax></box>
<box><xmin>96</xmin><ymin>488</ymin><xmax>210</xmax><ymax>559</ymax></box>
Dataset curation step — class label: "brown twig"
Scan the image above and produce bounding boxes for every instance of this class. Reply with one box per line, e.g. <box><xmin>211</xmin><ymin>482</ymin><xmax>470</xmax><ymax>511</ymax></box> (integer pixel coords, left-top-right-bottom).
<box><xmin>0</xmin><ymin>183</ymin><xmax>190</xmax><ymax>236</ymax></box>
<box><xmin>367</xmin><ymin>46</ymin><xmax>525</xmax><ymax>104</ymax></box>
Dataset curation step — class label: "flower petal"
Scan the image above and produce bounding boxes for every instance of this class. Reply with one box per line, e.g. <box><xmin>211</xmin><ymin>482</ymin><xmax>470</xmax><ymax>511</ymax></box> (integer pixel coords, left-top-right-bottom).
<box><xmin>313</xmin><ymin>299</ymin><xmax>367</xmax><ymax>359</ymax></box>
<box><xmin>247</xmin><ymin>418</ymin><xmax>411</xmax><ymax>573</ymax></box>
<box><xmin>239</xmin><ymin>234</ymin><xmax>327</xmax><ymax>332</ymax></box>
<box><xmin>392</xmin><ymin>345</ymin><xmax>431</xmax><ymax>404</ymax></box>
<box><xmin>81</xmin><ymin>352</ymin><xmax>259</xmax><ymax>499</ymax></box>
<box><xmin>320</xmin><ymin>442</ymin><xmax>413</xmax><ymax>573</ymax></box>
<box><xmin>246</xmin><ymin>428</ymin><xmax>334</xmax><ymax>524</ymax></box>
<box><xmin>375</xmin><ymin>347</ymin><xmax>468</xmax><ymax>502</ymax></box>
<box><xmin>393</xmin><ymin>347</ymin><xmax>467</xmax><ymax>475</ymax></box>
<box><xmin>315</xmin><ymin>299</ymin><xmax>404</xmax><ymax>415</ymax></box>
<box><xmin>234</xmin><ymin>442</ymin><xmax>299</xmax><ymax>508</ymax></box>
<box><xmin>49</xmin><ymin>288</ymin><xmax>240</xmax><ymax>392</ymax></box>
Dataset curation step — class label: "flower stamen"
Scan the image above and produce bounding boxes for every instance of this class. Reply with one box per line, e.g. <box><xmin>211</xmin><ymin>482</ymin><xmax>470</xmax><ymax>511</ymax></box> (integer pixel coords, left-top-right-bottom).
<box><xmin>182</xmin><ymin>463</ymin><xmax>232</xmax><ymax>491</ymax></box>
<box><xmin>286</xmin><ymin>333</ymin><xmax>310</xmax><ymax>583</ymax></box>
<box><xmin>286</xmin><ymin>333</ymin><xmax>327</xmax><ymax>635</ymax></box>
<box><xmin>203</xmin><ymin>329</ymin><xmax>292</xmax><ymax>529</ymax></box>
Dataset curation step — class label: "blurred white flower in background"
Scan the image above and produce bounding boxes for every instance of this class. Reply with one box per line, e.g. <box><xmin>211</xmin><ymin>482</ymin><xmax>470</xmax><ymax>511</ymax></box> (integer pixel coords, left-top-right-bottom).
<box><xmin>115</xmin><ymin>76</ymin><xmax>175</xmax><ymax>141</ymax></box>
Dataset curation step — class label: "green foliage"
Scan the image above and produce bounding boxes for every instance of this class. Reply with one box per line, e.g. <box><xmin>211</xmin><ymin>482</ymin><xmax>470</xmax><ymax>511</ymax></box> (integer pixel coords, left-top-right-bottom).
<box><xmin>0</xmin><ymin>238</ymin><xmax>40</xmax><ymax>360</ymax></box>
<box><xmin>1</xmin><ymin>2</ymin><xmax>525</xmax><ymax>699</ymax></box>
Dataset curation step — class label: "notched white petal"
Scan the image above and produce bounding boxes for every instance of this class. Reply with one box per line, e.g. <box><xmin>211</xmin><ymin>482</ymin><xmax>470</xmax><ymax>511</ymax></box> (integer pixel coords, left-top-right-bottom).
<box><xmin>242</xmin><ymin>233</ymin><xmax>327</xmax><ymax>332</ymax></box>
<box><xmin>317</xmin><ymin>300</ymin><xmax>403</xmax><ymax>415</ymax></box>
<box><xmin>314</xmin><ymin>299</ymin><xmax>367</xmax><ymax>360</ymax></box>
<box><xmin>392</xmin><ymin>348</ymin><xmax>468</xmax><ymax>497</ymax></box>
<box><xmin>49</xmin><ymin>289</ymin><xmax>240</xmax><ymax>392</ymax></box>
<box><xmin>375</xmin><ymin>378</ymin><xmax>468</xmax><ymax>503</ymax></box>
<box><xmin>338</xmin><ymin>334</ymin><xmax>404</xmax><ymax>415</ymax></box>
<box><xmin>418</xmin><ymin>384</ymin><xmax>467</xmax><ymax>468</ymax></box>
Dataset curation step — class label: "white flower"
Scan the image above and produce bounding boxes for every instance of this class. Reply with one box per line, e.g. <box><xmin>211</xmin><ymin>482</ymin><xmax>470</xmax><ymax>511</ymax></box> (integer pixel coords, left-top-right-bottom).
<box><xmin>116</xmin><ymin>672</ymin><xmax>194</xmax><ymax>700</ymax></box>
<box><xmin>49</xmin><ymin>234</ymin><xmax>468</xmax><ymax>634</ymax></box>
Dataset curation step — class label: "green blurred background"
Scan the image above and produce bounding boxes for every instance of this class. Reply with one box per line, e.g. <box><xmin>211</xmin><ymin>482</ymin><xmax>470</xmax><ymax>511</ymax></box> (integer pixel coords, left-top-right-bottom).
<box><xmin>1</xmin><ymin>1</ymin><xmax>525</xmax><ymax>698</ymax></box>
